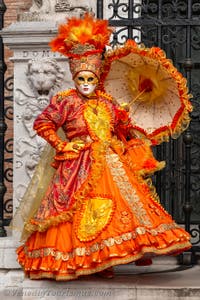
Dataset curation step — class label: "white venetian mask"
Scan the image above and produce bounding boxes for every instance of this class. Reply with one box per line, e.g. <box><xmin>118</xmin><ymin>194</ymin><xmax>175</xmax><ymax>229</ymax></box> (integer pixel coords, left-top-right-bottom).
<box><xmin>74</xmin><ymin>71</ymin><xmax>99</xmax><ymax>96</ymax></box>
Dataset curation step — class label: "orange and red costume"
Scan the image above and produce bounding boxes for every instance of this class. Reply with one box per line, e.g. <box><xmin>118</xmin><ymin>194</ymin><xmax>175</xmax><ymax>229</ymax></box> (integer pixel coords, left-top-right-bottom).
<box><xmin>17</xmin><ymin>88</ymin><xmax>191</xmax><ymax>280</ymax></box>
<box><xmin>15</xmin><ymin>13</ymin><xmax>192</xmax><ymax>281</ymax></box>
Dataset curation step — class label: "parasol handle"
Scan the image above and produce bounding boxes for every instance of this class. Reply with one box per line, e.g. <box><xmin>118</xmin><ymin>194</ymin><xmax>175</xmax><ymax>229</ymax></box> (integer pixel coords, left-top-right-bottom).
<box><xmin>127</xmin><ymin>89</ymin><xmax>147</xmax><ymax>108</ymax></box>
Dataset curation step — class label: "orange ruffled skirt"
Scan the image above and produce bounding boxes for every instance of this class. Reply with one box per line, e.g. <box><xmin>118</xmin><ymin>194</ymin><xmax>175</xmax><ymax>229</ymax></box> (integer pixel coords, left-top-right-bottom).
<box><xmin>17</xmin><ymin>143</ymin><xmax>191</xmax><ymax>281</ymax></box>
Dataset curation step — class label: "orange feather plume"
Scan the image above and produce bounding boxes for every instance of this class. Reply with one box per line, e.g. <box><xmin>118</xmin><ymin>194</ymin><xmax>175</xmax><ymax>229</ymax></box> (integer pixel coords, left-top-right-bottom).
<box><xmin>49</xmin><ymin>14</ymin><xmax>112</xmax><ymax>58</ymax></box>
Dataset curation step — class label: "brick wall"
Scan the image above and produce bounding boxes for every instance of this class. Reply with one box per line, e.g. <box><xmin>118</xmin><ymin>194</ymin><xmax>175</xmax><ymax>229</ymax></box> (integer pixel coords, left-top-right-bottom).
<box><xmin>4</xmin><ymin>0</ymin><xmax>32</xmax><ymax>74</ymax></box>
<box><xmin>3</xmin><ymin>0</ymin><xmax>32</xmax><ymax>222</ymax></box>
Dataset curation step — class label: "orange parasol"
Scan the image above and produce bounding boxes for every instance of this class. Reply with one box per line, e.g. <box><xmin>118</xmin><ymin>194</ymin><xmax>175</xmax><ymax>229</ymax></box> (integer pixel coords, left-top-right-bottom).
<box><xmin>102</xmin><ymin>40</ymin><xmax>192</xmax><ymax>145</ymax></box>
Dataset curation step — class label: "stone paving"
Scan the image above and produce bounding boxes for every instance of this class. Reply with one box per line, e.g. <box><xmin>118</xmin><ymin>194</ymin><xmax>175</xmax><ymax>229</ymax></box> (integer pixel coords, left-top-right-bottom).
<box><xmin>0</xmin><ymin>258</ymin><xmax>200</xmax><ymax>300</ymax></box>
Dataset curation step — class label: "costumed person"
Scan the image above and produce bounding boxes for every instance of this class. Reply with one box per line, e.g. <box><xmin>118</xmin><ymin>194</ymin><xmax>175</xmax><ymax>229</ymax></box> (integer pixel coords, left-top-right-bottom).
<box><xmin>14</xmin><ymin>14</ymin><xmax>192</xmax><ymax>281</ymax></box>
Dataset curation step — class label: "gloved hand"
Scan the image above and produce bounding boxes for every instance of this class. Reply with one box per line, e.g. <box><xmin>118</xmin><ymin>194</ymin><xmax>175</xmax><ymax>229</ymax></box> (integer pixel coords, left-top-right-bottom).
<box><xmin>120</xmin><ymin>102</ymin><xmax>130</xmax><ymax>112</ymax></box>
<box><xmin>62</xmin><ymin>140</ymin><xmax>85</xmax><ymax>153</ymax></box>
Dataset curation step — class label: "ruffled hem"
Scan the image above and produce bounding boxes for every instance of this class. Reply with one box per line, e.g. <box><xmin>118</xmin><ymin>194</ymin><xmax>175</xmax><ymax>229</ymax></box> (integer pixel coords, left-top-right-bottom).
<box><xmin>17</xmin><ymin>226</ymin><xmax>191</xmax><ymax>281</ymax></box>
<box><xmin>18</xmin><ymin>242</ymin><xmax>191</xmax><ymax>281</ymax></box>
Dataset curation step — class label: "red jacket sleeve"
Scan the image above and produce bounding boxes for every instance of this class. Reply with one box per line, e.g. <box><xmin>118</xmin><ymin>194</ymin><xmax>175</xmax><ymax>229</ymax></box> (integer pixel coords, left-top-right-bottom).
<box><xmin>33</xmin><ymin>94</ymin><xmax>68</xmax><ymax>152</ymax></box>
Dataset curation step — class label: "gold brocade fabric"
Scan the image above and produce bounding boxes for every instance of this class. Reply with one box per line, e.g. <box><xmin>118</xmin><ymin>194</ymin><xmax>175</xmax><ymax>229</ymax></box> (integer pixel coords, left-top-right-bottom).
<box><xmin>73</xmin><ymin>100</ymin><xmax>115</xmax><ymax>241</ymax></box>
<box><xmin>76</xmin><ymin>197</ymin><xmax>114</xmax><ymax>242</ymax></box>
<box><xmin>83</xmin><ymin>99</ymin><xmax>113</xmax><ymax>142</ymax></box>
<box><xmin>106</xmin><ymin>152</ymin><xmax>152</xmax><ymax>227</ymax></box>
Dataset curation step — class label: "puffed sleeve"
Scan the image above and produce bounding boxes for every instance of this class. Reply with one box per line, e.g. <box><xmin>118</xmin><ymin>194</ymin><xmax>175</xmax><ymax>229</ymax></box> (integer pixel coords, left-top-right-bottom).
<box><xmin>33</xmin><ymin>94</ymin><xmax>69</xmax><ymax>152</ymax></box>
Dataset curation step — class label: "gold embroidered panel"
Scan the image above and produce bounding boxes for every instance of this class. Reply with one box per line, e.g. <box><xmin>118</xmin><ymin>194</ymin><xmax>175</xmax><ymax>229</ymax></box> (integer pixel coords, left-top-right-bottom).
<box><xmin>76</xmin><ymin>197</ymin><xmax>114</xmax><ymax>242</ymax></box>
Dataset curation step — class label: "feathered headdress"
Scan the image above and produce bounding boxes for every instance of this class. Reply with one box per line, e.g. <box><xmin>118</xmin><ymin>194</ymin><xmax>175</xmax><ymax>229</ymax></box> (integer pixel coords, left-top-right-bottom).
<box><xmin>49</xmin><ymin>14</ymin><xmax>112</xmax><ymax>78</ymax></box>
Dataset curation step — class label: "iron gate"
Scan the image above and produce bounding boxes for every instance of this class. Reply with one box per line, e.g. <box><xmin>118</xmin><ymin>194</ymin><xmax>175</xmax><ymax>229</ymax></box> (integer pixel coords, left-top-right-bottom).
<box><xmin>97</xmin><ymin>0</ymin><xmax>200</xmax><ymax>262</ymax></box>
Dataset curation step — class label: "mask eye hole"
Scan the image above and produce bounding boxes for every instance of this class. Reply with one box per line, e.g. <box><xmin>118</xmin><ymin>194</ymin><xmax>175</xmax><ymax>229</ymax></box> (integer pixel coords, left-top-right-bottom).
<box><xmin>78</xmin><ymin>76</ymin><xmax>85</xmax><ymax>82</ymax></box>
<box><xmin>88</xmin><ymin>77</ymin><xmax>94</xmax><ymax>82</ymax></box>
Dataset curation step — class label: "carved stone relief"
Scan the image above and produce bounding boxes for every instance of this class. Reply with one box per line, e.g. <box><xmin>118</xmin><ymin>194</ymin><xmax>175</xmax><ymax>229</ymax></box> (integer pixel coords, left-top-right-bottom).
<box><xmin>26</xmin><ymin>58</ymin><xmax>65</xmax><ymax>105</ymax></box>
<box><xmin>55</xmin><ymin>0</ymin><xmax>70</xmax><ymax>12</ymax></box>
<box><xmin>20</xmin><ymin>0</ymin><xmax>95</xmax><ymax>22</ymax></box>
<box><xmin>30</xmin><ymin>0</ymin><xmax>54</xmax><ymax>14</ymax></box>
<box><xmin>14</xmin><ymin>58</ymin><xmax>65</xmax><ymax>204</ymax></box>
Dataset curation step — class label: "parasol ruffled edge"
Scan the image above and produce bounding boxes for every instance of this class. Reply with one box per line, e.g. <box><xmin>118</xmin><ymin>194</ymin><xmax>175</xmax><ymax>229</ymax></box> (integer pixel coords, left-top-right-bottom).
<box><xmin>101</xmin><ymin>40</ymin><xmax>193</xmax><ymax>145</ymax></box>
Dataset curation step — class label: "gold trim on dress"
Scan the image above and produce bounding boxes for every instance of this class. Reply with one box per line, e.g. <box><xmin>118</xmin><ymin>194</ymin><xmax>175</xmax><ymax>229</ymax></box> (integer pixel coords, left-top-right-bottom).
<box><xmin>24</xmin><ymin>241</ymin><xmax>191</xmax><ymax>281</ymax></box>
<box><xmin>24</xmin><ymin>221</ymin><xmax>188</xmax><ymax>260</ymax></box>
<box><xmin>106</xmin><ymin>152</ymin><xmax>152</xmax><ymax>227</ymax></box>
